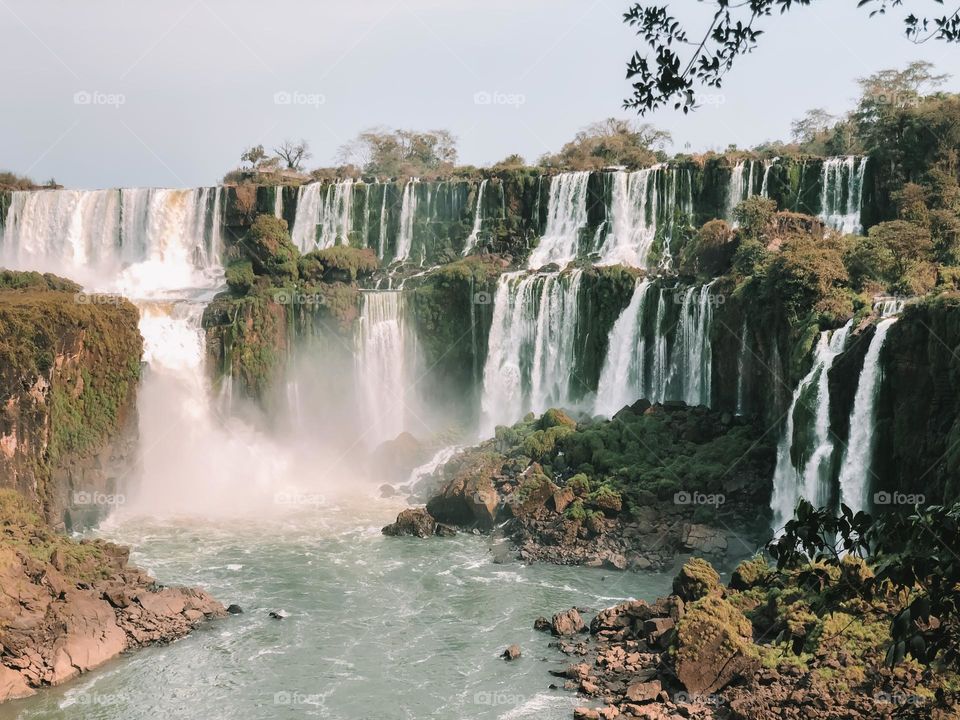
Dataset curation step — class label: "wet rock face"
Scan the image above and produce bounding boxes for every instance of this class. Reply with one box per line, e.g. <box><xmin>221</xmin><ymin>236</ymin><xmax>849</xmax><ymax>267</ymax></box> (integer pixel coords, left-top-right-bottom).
<box><xmin>0</xmin><ymin>544</ymin><xmax>224</xmax><ymax>702</ymax></box>
<box><xmin>381</xmin><ymin>507</ymin><xmax>438</xmax><ymax>538</ymax></box>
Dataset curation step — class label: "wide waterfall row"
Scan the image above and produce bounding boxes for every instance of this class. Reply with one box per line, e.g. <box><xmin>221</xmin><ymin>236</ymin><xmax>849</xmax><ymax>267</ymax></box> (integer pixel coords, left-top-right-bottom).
<box><xmin>770</xmin><ymin>299</ymin><xmax>901</xmax><ymax>530</ymax></box>
<box><xmin>480</xmin><ymin>270</ymin><xmax>584</xmax><ymax>433</ymax></box>
<box><xmin>0</xmin><ymin>188</ymin><xmax>224</xmax><ymax>293</ymax></box>
<box><xmin>594</xmin><ymin>279</ymin><xmax>717</xmax><ymax>416</ymax></box>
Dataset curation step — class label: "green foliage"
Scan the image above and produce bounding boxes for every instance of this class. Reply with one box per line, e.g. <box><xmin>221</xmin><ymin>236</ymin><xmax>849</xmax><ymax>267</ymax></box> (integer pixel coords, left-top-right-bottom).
<box><xmin>734</xmin><ymin>196</ymin><xmax>777</xmax><ymax>240</ymax></box>
<box><xmin>244</xmin><ymin>214</ymin><xmax>299</xmax><ymax>282</ymax></box>
<box><xmin>844</xmin><ymin>234</ymin><xmax>895</xmax><ymax>291</ymax></box>
<box><xmin>300</xmin><ymin>246</ymin><xmax>379</xmax><ymax>282</ymax></box>
<box><xmin>868</xmin><ymin>220</ymin><xmax>934</xmax><ymax>280</ymax></box>
<box><xmin>539</xmin><ymin>118</ymin><xmax>670</xmax><ymax>170</ymax></box>
<box><xmin>337</xmin><ymin>128</ymin><xmax>458</xmax><ymax>177</ymax></box>
<box><xmin>225</xmin><ymin>259</ymin><xmax>255</xmax><ymax>295</ymax></box>
<box><xmin>540</xmin><ymin>408</ymin><xmax>576</xmax><ymax>430</ymax></box>
<box><xmin>680</xmin><ymin>219</ymin><xmax>735</xmax><ymax>277</ymax></box>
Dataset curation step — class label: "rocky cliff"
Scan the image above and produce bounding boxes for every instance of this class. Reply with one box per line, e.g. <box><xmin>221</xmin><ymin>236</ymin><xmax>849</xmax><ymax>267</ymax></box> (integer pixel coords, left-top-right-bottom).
<box><xmin>0</xmin><ymin>271</ymin><xmax>142</xmax><ymax>530</ymax></box>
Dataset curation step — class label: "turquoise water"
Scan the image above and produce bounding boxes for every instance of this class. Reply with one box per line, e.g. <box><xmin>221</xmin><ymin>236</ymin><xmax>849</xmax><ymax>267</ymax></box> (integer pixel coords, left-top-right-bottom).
<box><xmin>0</xmin><ymin>498</ymin><xmax>671</xmax><ymax>720</ymax></box>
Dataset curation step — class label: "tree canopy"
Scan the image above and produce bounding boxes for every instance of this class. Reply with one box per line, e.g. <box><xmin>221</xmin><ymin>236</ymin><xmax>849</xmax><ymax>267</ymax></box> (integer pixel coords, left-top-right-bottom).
<box><xmin>623</xmin><ymin>1</ymin><xmax>960</xmax><ymax>114</ymax></box>
<box><xmin>336</xmin><ymin>128</ymin><xmax>458</xmax><ymax>178</ymax></box>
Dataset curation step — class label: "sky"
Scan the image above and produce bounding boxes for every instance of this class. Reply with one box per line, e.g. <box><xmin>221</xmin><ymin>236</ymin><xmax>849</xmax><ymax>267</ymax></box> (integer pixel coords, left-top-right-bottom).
<box><xmin>0</xmin><ymin>0</ymin><xmax>957</xmax><ymax>189</ymax></box>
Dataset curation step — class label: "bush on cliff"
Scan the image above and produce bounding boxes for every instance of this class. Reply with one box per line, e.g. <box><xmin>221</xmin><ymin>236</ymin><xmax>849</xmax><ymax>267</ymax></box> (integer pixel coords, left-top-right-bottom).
<box><xmin>243</xmin><ymin>214</ymin><xmax>299</xmax><ymax>282</ymax></box>
<box><xmin>299</xmin><ymin>246</ymin><xmax>379</xmax><ymax>283</ymax></box>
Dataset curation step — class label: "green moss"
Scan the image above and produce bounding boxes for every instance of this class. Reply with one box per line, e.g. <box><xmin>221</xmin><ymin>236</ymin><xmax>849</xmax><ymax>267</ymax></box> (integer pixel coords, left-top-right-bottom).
<box><xmin>673</xmin><ymin>557</ymin><xmax>722</xmax><ymax>601</ymax></box>
<box><xmin>225</xmin><ymin>259</ymin><xmax>255</xmax><ymax>295</ymax></box>
<box><xmin>301</xmin><ymin>246</ymin><xmax>379</xmax><ymax>282</ymax></box>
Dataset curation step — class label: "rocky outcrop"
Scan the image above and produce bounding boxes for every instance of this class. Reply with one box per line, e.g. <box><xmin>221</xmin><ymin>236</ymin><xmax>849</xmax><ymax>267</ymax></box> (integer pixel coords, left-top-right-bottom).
<box><xmin>0</xmin><ymin>272</ymin><xmax>142</xmax><ymax>529</ymax></box>
<box><xmin>382</xmin><ymin>508</ymin><xmax>439</xmax><ymax>538</ymax></box>
<box><xmin>0</xmin><ymin>491</ymin><xmax>224</xmax><ymax>703</ymax></box>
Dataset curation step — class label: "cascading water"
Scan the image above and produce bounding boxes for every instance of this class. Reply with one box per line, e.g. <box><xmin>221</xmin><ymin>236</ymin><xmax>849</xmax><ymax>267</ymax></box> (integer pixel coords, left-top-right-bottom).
<box><xmin>480</xmin><ymin>270</ymin><xmax>582</xmax><ymax>433</ymax></box>
<box><xmin>394</xmin><ymin>179</ymin><xmax>419</xmax><ymax>262</ymax></box>
<box><xmin>760</xmin><ymin>158</ymin><xmax>777</xmax><ymax>198</ymax></box>
<box><xmin>598</xmin><ymin>169</ymin><xmax>658</xmax><ymax>268</ymax></box>
<box><xmin>769</xmin><ymin>321</ymin><xmax>852</xmax><ymax>530</ymax></box>
<box><xmin>735</xmin><ymin>319</ymin><xmax>749</xmax><ymax>416</ymax></box>
<box><xmin>593</xmin><ymin>280</ymin><xmax>715</xmax><ymax>415</ymax></box>
<box><xmin>528</xmin><ymin>172</ymin><xmax>590</xmax><ymax>269</ymax></box>
<box><xmin>356</xmin><ymin>291</ymin><xmax>411</xmax><ymax>447</ymax></box>
<box><xmin>820</xmin><ymin>156</ymin><xmax>868</xmax><ymax>234</ymax></box>
<box><xmin>273</xmin><ymin>186</ymin><xmax>284</xmax><ymax>219</ymax></box>
<box><xmin>290</xmin><ymin>180</ymin><xmax>354</xmax><ymax>252</ymax></box>
<box><xmin>837</xmin><ymin>314</ymin><xmax>897</xmax><ymax>514</ymax></box>
<box><xmin>462</xmin><ymin>179</ymin><xmax>488</xmax><ymax>256</ymax></box>
<box><xmin>726</xmin><ymin>161</ymin><xmax>748</xmax><ymax>220</ymax></box>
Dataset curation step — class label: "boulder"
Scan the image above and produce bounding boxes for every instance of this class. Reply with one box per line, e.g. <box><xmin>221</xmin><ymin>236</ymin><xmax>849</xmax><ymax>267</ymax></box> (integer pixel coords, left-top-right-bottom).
<box><xmin>507</xmin><ymin>471</ymin><xmax>558</xmax><ymax>521</ymax></box>
<box><xmin>552</xmin><ymin>487</ymin><xmax>576</xmax><ymax>513</ymax></box>
<box><xmin>381</xmin><ymin>508</ymin><xmax>437</xmax><ymax>538</ymax></box>
<box><xmin>552</xmin><ymin>608</ymin><xmax>586</xmax><ymax>636</ymax></box>
<box><xmin>501</xmin><ymin>644</ymin><xmax>521</xmax><ymax>660</ymax></box>
<box><xmin>625</xmin><ymin>679</ymin><xmax>661</xmax><ymax>703</ymax></box>
<box><xmin>681</xmin><ymin>523</ymin><xmax>728</xmax><ymax>555</ymax></box>
<box><xmin>675</xmin><ymin>594</ymin><xmax>759</xmax><ymax>694</ymax></box>
<box><xmin>226</xmin><ymin>604</ymin><xmax>244</xmax><ymax>614</ymax></box>
<box><xmin>672</xmin><ymin>558</ymin><xmax>721</xmax><ymax>602</ymax></box>
<box><xmin>425</xmin><ymin>452</ymin><xmax>505</xmax><ymax>529</ymax></box>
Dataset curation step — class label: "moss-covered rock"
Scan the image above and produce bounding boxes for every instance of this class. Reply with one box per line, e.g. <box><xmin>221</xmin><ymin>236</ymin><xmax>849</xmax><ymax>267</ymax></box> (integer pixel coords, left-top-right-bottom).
<box><xmin>673</xmin><ymin>558</ymin><xmax>722</xmax><ymax>602</ymax></box>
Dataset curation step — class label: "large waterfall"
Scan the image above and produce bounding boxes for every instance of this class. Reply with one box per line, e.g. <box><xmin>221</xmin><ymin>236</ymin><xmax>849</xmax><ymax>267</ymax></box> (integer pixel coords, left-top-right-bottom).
<box><xmin>596</xmin><ymin>166</ymin><xmax>693</xmax><ymax>268</ymax></box>
<box><xmin>527</xmin><ymin>172</ymin><xmax>591</xmax><ymax>269</ymax></box>
<box><xmin>769</xmin><ymin>321</ymin><xmax>852</xmax><ymax>530</ymax></box>
<box><xmin>820</xmin><ymin>156</ymin><xmax>868</xmax><ymax>234</ymax></box>
<box><xmin>356</xmin><ymin>291</ymin><xmax>413</xmax><ymax>448</ymax></box>
<box><xmin>594</xmin><ymin>279</ymin><xmax>716</xmax><ymax>416</ymax></box>
<box><xmin>837</xmin><ymin>315</ymin><xmax>897</xmax><ymax>514</ymax></box>
<box><xmin>480</xmin><ymin>270</ymin><xmax>583</xmax><ymax>433</ymax></box>
<box><xmin>290</xmin><ymin>180</ymin><xmax>355</xmax><ymax>252</ymax></box>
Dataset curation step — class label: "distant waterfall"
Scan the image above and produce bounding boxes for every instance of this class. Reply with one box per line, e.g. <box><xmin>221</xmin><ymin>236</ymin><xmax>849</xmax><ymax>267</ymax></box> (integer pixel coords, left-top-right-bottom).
<box><xmin>273</xmin><ymin>187</ymin><xmax>284</xmax><ymax>219</ymax></box>
<box><xmin>528</xmin><ymin>172</ymin><xmax>590</xmax><ymax>269</ymax></box>
<box><xmin>594</xmin><ymin>280</ymin><xmax>716</xmax><ymax>415</ymax></box>
<box><xmin>1</xmin><ymin>187</ymin><xmax>223</xmax><ymax>292</ymax></box>
<box><xmin>820</xmin><ymin>156</ymin><xmax>868</xmax><ymax>234</ymax></box>
<box><xmin>462</xmin><ymin>179</ymin><xmax>488</xmax><ymax>256</ymax></box>
<box><xmin>394</xmin><ymin>180</ymin><xmax>419</xmax><ymax>262</ymax></box>
<box><xmin>735</xmin><ymin>319</ymin><xmax>749</xmax><ymax>416</ymax></box>
<box><xmin>356</xmin><ymin>291</ymin><xmax>411</xmax><ymax>447</ymax></box>
<box><xmin>726</xmin><ymin>161</ymin><xmax>749</xmax><ymax>220</ymax></box>
<box><xmin>760</xmin><ymin>158</ymin><xmax>777</xmax><ymax>198</ymax></box>
<box><xmin>480</xmin><ymin>270</ymin><xmax>582</xmax><ymax>432</ymax></box>
<box><xmin>769</xmin><ymin>321</ymin><xmax>852</xmax><ymax>530</ymax></box>
<box><xmin>377</xmin><ymin>187</ymin><xmax>389</xmax><ymax>259</ymax></box>
<box><xmin>290</xmin><ymin>180</ymin><xmax>354</xmax><ymax>252</ymax></box>
<box><xmin>837</xmin><ymin>316</ymin><xmax>897</xmax><ymax>514</ymax></box>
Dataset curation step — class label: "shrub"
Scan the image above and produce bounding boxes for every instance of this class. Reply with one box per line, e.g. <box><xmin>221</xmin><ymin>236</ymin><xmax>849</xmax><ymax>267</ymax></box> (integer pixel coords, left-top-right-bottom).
<box><xmin>225</xmin><ymin>259</ymin><xmax>255</xmax><ymax>294</ymax></box>
<box><xmin>245</xmin><ymin>214</ymin><xmax>299</xmax><ymax>282</ymax></box>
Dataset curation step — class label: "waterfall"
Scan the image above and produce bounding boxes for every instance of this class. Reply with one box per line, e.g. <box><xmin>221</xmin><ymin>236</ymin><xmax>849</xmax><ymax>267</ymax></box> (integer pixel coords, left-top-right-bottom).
<box><xmin>274</xmin><ymin>187</ymin><xmax>284</xmax><ymax>219</ymax></box>
<box><xmin>594</xmin><ymin>280</ymin><xmax>715</xmax><ymax>415</ymax></box>
<box><xmin>595</xmin><ymin>279</ymin><xmax>651</xmax><ymax>416</ymax></box>
<box><xmin>837</xmin><ymin>316</ymin><xmax>897</xmax><ymax>514</ymax></box>
<box><xmin>356</xmin><ymin>291</ymin><xmax>410</xmax><ymax>447</ymax></box>
<box><xmin>735</xmin><ymin>319</ymin><xmax>749</xmax><ymax>415</ymax></box>
<box><xmin>820</xmin><ymin>156</ymin><xmax>868</xmax><ymax>234</ymax></box>
<box><xmin>289</xmin><ymin>180</ymin><xmax>355</xmax><ymax>251</ymax></box>
<box><xmin>394</xmin><ymin>180</ymin><xmax>419</xmax><ymax>262</ymax></box>
<box><xmin>2</xmin><ymin>188</ymin><xmax>223</xmax><ymax>292</ymax></box>
<box><xmin>462</xmin><ymin>179</ymin><xmax>488</xmax><ymax>256</ymax></box>
<box><xmin>598</xmin><ymin>169</ymin><xmax>658</xmax><ymax>268</ymax></box>
<box><xmin>760</xmin><ymin>159</ymin><xmax>777</xmax><ymax>198</ymax></box>
<box><xmin>528</xmin><ymin>172</ymin><xmax>590</xmax><ymax>269</ymax></box>
<box><xmin>770</xmin><ymin>321</ymin><xmax>852</xmax><ymax>530</ymax></box>
<box><xmin>291</xmin><ymin>183</ymin><xmax>322</xmax><ymax>250</ymax></box>
<box><xmin>377</xmin><ymin>187</ymin><xmax>389</xmax><ymax>260</ymax></box>
<box><xmin>480</xmin><ymin>270</ymin><xmax>582</xmax><ymax>433</ymax></box>
<box><xmin>726</xmin><ymin>161</ymin><xmax>748</xmax><ymax>220</ymax></box>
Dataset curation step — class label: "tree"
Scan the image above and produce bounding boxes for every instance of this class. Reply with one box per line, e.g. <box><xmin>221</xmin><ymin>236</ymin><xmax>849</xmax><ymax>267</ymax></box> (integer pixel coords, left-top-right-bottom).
<box><xmin>868</xmin><ymin>220</ymin><xmax>934</xmax><ymax>279</ymax></box>
<box><xmin>790</xmin><ymin>108</ymin><xmax>835</xmax><ymax>145</ymax></box>
<box><xmin>539</xmin><ymin>118</ymin><xmax>671</xmax><ymax>170</ymax></box>
<box><xmin>241</xmin><ymin>144</ymin><xmax>268</xmax><ymax>169</ymax></box>
<box><xmin>337</xmin><ymin>128</ymin><xmax>458</xmax><ymax>177</ymax></box>
<box><xmin>274</xmin><ymin>139</ymin><xmax>312</xmax><ymax>171</ymax></box>
<box><xmin>622</xmin><ymin>3</ymin><xmax>960</xmax><ymax>114</ymax></box>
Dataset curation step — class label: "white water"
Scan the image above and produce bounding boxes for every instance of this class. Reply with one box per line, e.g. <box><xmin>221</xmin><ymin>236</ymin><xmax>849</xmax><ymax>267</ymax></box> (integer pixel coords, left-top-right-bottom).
<box><xmin>760</xmin><ymin>158</ymin><xmax>777</xmax><ymax>198</ymax></box>
<box><xmin>290</xmin><ymin>181</ymin><xmax>354</xmax><ymax>252</ymax></box>
<box><xmin>394</xmin><ymin>179</ymin><xmax>419</xmax><ymax>262</ymax></box>
<box><xmin>480</xmin><ymin>271</ymin><xmax>582</xmax><ymax>433</ymax></box>
<box><xmin>462</xmin><ymin>179</ymin><xmax>488</xmax><ymax>256</ymax></box>
<box><xmin>273</xmin><ymin>187</ymin><xmax>283</xmax><ymax>219</ymax></box>
<box><xmin>528</xmin><ymin>172</ymin><xmax>590</xmax><ymax>269</ymax></box>
<box><xmin>593</xmin><ymin>280</ymin><xmax>715</xmax><ymax>416</ymax></box>
<box><xmin>735</xmin><ymin>319</ymin><xmax>749</xmax><ymax>416</ymax></box>
<box><xmin>356</xmin><ymin>291</ymin><xmax>411</xmax><ymax>448</ymax></box>
<box><xmin>837</xmin><ymin>316</ymin><xmax>896</xmax><ymax>514</ymax></box>
<box><xmin>820</xmin><ymin>156</ymin><xmax>868</xmax><ymax>234</ymax></box>
<box><xmin>769</xmin><ymin>321</ymin><xmax>852</xmax><ymax>530</ymax></box>
<box><xmin>726</xmin><ymin>161</ymin><xmax>748</xmax><ymax>220</ymax></box>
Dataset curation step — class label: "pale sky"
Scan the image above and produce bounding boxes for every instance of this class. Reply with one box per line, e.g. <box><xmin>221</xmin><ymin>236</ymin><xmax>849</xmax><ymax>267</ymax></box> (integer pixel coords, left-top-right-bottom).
<box><xmin>1</xmin><ymin>0</ymin><xmax>956</xmax><ymax>189</ymax></box>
